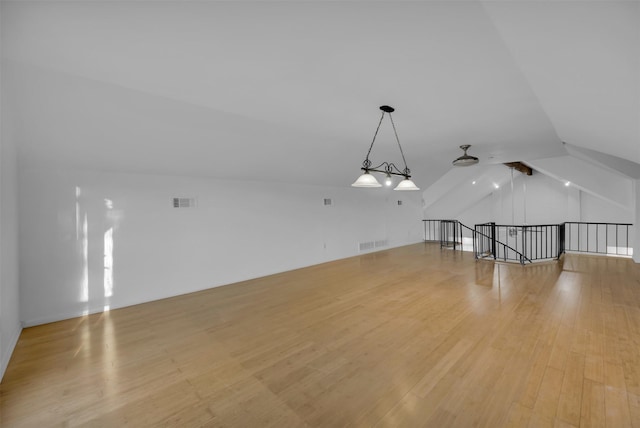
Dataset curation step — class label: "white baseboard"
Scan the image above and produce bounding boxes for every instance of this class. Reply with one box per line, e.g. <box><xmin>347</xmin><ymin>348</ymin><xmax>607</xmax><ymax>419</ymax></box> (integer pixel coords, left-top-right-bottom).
<box><xmin>21</xmin><ymin>306</ymin><xmax>108</xmax><ymax>328</ymax></box>
<box><xmin>1</xmin><ymin>324</ymin><xmax>22</xmax><ymax>383</ymax></box>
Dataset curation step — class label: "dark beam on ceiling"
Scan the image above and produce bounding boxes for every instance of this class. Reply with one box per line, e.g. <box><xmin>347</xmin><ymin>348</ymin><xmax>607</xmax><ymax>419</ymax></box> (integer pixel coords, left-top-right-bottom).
<box><xmin>504</xmin><ymin>161</ymin><xmax>533</xmax><ymax>175</ymax></box>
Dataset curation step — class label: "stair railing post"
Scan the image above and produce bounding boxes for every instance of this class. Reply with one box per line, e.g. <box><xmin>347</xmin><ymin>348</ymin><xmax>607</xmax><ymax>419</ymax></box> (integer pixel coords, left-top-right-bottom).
<box><xmin>473</xmin><ymin>229</ymin><xmax>477</xmax><ymax>259</ymax></box>
<box><xmin>491</xmin><ymin>222</ymin><xmax>497</xmax><ymax>260</ymax></box>
<box><xmin>522</xmin><ymin>226</ymin><xmax>527</xmax><ymax>262</ymax></box>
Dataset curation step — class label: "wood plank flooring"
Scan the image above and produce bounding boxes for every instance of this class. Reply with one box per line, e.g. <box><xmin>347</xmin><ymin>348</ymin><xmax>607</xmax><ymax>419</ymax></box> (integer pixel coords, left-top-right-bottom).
<box><xmin>2</xmin><ymin>243</ymin><xmax>640</xmax><ymax>427</ymax></box>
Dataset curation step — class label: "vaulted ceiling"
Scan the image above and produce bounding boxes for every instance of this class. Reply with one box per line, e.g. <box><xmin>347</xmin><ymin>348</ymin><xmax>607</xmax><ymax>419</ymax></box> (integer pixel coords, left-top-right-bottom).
<box><xmin>2</xmin><ymin>1</ymin><xmax>639</xmax><ymax>192</ymax></box>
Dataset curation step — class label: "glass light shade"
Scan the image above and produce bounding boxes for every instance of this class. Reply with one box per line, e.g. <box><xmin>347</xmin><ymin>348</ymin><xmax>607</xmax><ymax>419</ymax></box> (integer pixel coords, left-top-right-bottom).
<box><xmin>452</xmin><ymin>145</ymin><xmax>479</xmax><ymax>166</ymax></box>
<box><xmin>384</xmin><ymin>174</ymin><xmax>393</xmax><ymax>187</ymax></box>
<box><xmin>452</xmin><ymin>156</ymin><xmax>479</xmax><ymax>166</ymax></box>
<box><xmin>351</xmin><ymin>172</ymin><xmax>382</xmax><ymax>187</ymax></box>
<box><xmin>394</xmin><ymin>178</ymin><xmax>420</xmax><ymax>191</ymax></box>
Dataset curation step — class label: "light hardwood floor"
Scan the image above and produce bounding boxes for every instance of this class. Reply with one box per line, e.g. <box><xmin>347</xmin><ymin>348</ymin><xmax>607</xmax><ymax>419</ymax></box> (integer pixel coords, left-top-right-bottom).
<box><xmin>2</xmin><ymin>243</ymin><xmax>640</xmax><ymax>427</ymax></box>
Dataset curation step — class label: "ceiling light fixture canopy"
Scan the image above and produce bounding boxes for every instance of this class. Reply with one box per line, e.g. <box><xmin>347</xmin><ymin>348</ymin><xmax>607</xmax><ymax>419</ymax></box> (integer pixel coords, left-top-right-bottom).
<box><xmin>452</xmin><ymin>144</ymin><xmax>479</xmax><ymax>166</ymax></box>
<box><xmin>352</xmin><ymin>105</ymin><xmax>420</xmax><ymax>191</ymax></box>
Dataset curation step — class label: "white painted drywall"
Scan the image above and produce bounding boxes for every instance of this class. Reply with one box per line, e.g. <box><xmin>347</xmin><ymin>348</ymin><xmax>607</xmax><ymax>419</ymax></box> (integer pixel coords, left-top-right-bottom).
<box><xmin>580</xmin><ymin>191</ymin><xmax>634</xmax><ymax>224</ymax></box>
<box><xmin>18</xmin><ymin>168</ymin><xmax>423</xmax><ymax>326</ymax></box>
<box><xmin>456</xmin><ymin>194</ymin><xmax>493</xmax><ymax>228</ymax></box>
<box><xmin>527</xmin><ymin>156</ymin><xmax>634</xmax><ymax>210</ymax></box>
<box><xmin>635</xmin><ymin>180</ymin><xmax>640</xmax><ymax>263</ymax></box>
<box><xmin>0</xmin><ymin>83</ymin><xmax>22</xmax><ymax>381</ymax></box>
<box><xmin>446</xmin><ymin>171</ymin><xmax>633</xmax><ymax>226</ymax></box>
<box><xmin>481</xmin><ymin>173</ymin><xmax>575</xmax><ymax>225</ymax></box>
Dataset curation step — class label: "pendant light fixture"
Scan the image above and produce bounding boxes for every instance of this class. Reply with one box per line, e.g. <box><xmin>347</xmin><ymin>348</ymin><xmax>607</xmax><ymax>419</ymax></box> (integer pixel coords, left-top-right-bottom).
<box><xmin>452</xmin><ymin>144</ymin><xmax>479</xmax><ymax>166</ymax></box>
<box><xmin>352</xmin><ymin>106</ymin><xmax>420</xmax><ymax>191</ymax></box>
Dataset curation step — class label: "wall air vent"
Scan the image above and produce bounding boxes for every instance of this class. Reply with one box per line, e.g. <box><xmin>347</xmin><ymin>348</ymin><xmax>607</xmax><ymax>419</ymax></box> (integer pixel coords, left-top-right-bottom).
<box><xmin>374</xmin><ymin>239</ymin><xmax>388</xmax><ymax>248</ymax></box>
<box><xmin>323</xmin><ymin>198</ymin><xmax>333</xmax><ymax>206</ymax></box>
<box><xmin>172</xmin><ymin>197</ymin><xmax>197</xmax><ymax>208</ymax></box>
<box><xmin>359</xmin><ymin>239</ymin><xmax>388</xmax><ymax>252</ymax></box>
<box><xmin>359</xmin><ymin>241</ymin><xmax>375</xmax><ymax>252</ymax></box>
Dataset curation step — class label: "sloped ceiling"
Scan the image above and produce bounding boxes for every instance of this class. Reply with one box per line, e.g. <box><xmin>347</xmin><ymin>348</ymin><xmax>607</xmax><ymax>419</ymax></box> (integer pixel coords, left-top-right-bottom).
<box><xmin>483</xmin><ymin>1</ymin><xmax>640</xmax><ymax>164</ymax></box>
<box><xmin>1</xmin><ymin>1</ymin><xmax>638</xmax><ymax>190</ymax></box>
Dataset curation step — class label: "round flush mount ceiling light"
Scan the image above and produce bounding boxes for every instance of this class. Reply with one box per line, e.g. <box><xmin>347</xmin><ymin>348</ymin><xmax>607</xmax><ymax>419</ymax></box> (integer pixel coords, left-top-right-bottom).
<box><xmin>452</xmin><ymin>144</ymin><xmax>479</xmax><ymax>167</ymax></box>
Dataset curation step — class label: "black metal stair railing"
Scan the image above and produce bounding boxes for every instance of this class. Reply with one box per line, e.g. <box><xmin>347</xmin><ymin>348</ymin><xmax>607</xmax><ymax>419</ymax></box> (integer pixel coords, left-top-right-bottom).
<box><xmin>473</xmin><ymin>222</ymin><xmax>534</xmax><ymax>264</ymax></box>
<box><xmin>423</xmin><ymin>219</ymin><xmax>447</xmax><ymax>242</ymax></box>
<box><xmin>422</xmin><ymin>219</ymin><xmax>532</xmax><ymax>264</ymax></box>
<box><xmin>423</xmin><ymin>219</ymin><xmax>469</xmax><ymax>250</ymax></box>
<box><xmin>423</xmin><ymin>219</ymin><xmax>634</xmax><ymax>264</ymax></box>
<box><xmin>476</xmin><ymin>223</ymin><xmax>564</xmax><ymax>263</ymax></box>
<box><xmin>564</xmin><ymin>222</ymin><xmax>633</xmax><ymax>256</ymax></box>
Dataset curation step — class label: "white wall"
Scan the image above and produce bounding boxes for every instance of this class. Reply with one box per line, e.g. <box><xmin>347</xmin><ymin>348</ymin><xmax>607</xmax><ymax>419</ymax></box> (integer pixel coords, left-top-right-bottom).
<box><xmin>454</xmin><ymin>172</ymin><xmax>573</xmax><ymax>225</ymax></box>
<box><xmin>499</xmin><ymin>173</ymin><xmax>571</xmax><ymax>224</ymax></box>
<box><xmin>456</xmin><ymin>194</ymin><xmax>493</xmax><ymax>227</ymax></box>
<box><xmin>19</xmin><ymin>168</ymin><xmax>423</xmax><ymax>326</ymax></box>
<box><xmin>452</xmin><ymin>171</ymin><xmax>634</xmax><ymax>226</ymax></box>
<box><xmin>581</xmin><ymin>191</ymin><xmax>634</xmax><ymax>223</ymax></box>
<box><xmin>635</xmin><ymin>179</ymin><xmax>640</xmax><ymax>263</ymax></box>
<box><xmin>442</xmin><ymin>171</ymin><xmax>637</xmax><ymax>262</ymax></box>
<box><xmin>0</xmin><ymin>72</ymin><xmax>22</xmax><ymax>381</ymax></box>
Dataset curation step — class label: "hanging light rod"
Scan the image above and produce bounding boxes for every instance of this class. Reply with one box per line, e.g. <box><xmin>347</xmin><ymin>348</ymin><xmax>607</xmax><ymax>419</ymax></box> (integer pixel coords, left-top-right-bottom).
<box><xmin>352</xmin><ymin>105</ymin><xmax>420</xmax><ymax>191</ymax></box>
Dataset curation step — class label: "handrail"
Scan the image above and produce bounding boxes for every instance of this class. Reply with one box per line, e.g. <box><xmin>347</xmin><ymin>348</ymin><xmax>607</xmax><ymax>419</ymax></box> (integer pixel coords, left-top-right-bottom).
<box><xmin>424</xmin><ymin>219</ymin><xmax>532</xmax><ymax>264</ymax></box>
<box><xmin>423</xmin><ymin>219</ymin><xmax>456</xmax><ymax>242</ymax></box>
<box><xmin>563</xmin><ymin>221</ymin><xmax>633</xmax><ymax>256</ymax></box>
<box><xmin>564</xmin><ymin>221</ymin><xmax>632</xmax><ymax>226</ymax></box>
<box><xmin>480</xmin><ymin>223</ymin><xmax>564</xmax><ymax>261</ymax></box>
<box><xmin>425</xmin><ymin>219</ymin><xmax>633</xmax><ymax>262</ymax></box>
<box><xmin>463</xmin><ymin>222</ymin><xmax>532</xmax><ymax>264</ymax></box>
